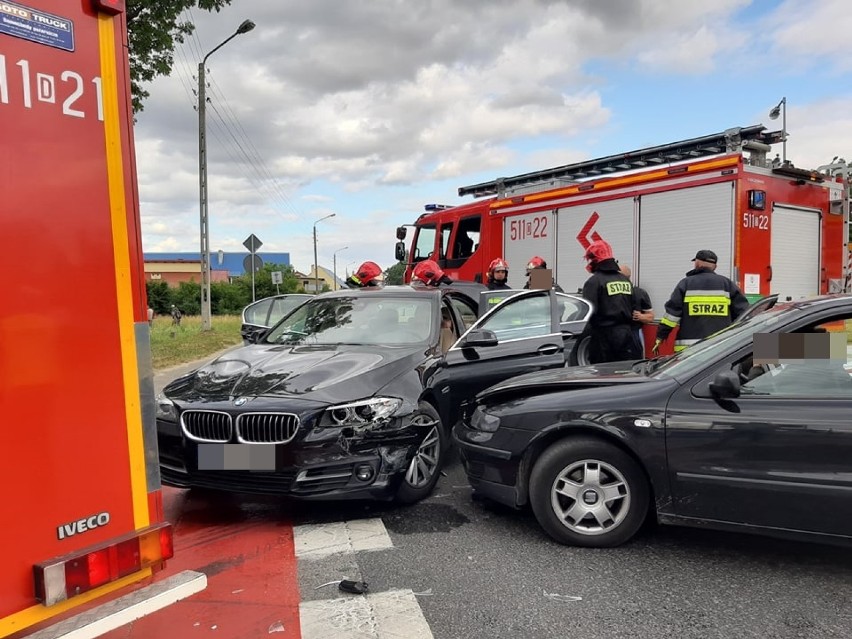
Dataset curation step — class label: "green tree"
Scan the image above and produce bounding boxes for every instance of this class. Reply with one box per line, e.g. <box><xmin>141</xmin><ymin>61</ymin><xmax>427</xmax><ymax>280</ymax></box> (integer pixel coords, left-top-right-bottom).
<box><xmin>211</xmin><ymin>281</ymin><xmax>250</xmax><ymax>315</ymax></box>
<box><xmin>384</xmin><ymin>262</ymin><xmax>406</xmax><ymax>285</ymax></box>
<box><xmin>145</xmin><ymin>280</ymin><xmax>171</xmax><ymax>314</ymax></box>
<box><xmin>232</xmin><ymin>263</ymin><xmax>302</xmax><ymax>301</ymax></box>
<box><xmin>128</xmin><ymin>0</ymin><xmax>233</xmax><ymax>114</ymax></box>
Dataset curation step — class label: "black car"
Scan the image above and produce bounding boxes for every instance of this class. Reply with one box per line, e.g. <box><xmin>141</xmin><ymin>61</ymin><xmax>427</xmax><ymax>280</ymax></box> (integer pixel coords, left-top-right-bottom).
<box><xmin>453</xmin><ymin>294</ymin><xmax>852</xmax><ymax>548</ymax></box>
<box><xmin>157</xmin><ymin>284</ymin><xmax>487</xmax><ymax>503</ymax></box>
<box><xmin>241</xmin><ymin>294</ymin><xmax>312</xmax><ymax>344</ymax></box>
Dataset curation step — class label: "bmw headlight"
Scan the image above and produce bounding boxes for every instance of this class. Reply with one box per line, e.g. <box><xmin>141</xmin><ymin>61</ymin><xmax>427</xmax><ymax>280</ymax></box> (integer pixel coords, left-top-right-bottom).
<box><xmin>155</xmin><ymin>393</ymin><xmax>178</xmax><ymax>422</ymax></box>
<box><xmin>320</xmin><ymin>397</ymin><xmax>403</xmax><ymax>428</ymax></box>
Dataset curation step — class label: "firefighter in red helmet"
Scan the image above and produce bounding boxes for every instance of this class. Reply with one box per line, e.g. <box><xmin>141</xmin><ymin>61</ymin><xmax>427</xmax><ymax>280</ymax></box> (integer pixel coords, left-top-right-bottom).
<box><xmin>412</xmin><ymin>259</ymin><xmax>453</xmax><ymax>287</ymax></box>
<box><xmin>522</xmin><ymin>256</ymin><xmax>563</xmax><ymax>292</ymax></box>
<box><xmin>345</xmin><ymin>261</ymin><xmax>384</xmax><ymax>288</ymax></box>
<box><xmin>486</xmin><ymin>258</ymin><xmax>511</xmax><ymax>290</ymax></box>
<box><xmin>579</xmin><ymin>239</ymin><xmax>643</xmax><ymax>364</ymax></box>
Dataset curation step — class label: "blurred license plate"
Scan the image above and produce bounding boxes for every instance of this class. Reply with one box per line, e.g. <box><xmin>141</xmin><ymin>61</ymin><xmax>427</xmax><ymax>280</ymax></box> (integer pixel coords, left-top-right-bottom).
<box><xmin>197</xmin><ymin>443</ymin><xmax>276</xmax><ymax>471</ymax></box>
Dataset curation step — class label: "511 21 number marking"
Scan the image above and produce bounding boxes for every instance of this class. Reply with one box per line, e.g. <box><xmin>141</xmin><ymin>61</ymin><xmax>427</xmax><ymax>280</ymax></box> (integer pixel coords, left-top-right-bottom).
<box><xmin>0</xmin><ymin>55</ymin><xmax>104</xmax><ymax>121</ymax></box>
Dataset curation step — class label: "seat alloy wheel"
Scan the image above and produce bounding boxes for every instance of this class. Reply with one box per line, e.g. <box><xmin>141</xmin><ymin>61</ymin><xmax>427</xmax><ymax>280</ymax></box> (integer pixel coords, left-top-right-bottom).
<box><xmin>529</xmin><ymin>437</ymin><xmax>649</xmax><ymax>547</ymax></box>
<box><xmin>396</xmin><ymin>402</ymin><xmax>444</xmax><ymax>504</ymax></box>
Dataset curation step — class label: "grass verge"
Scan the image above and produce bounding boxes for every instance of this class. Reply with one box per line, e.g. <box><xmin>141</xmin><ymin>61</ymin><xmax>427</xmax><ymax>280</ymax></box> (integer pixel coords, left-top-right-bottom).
<box><xmin>150</xmin><ymin>315</ymin><xmax>242</xmax><ymax>370</ymax></box>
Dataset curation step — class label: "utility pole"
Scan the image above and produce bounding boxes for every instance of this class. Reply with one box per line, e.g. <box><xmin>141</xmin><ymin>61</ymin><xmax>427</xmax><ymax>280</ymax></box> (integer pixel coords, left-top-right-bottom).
<box><xmin>312</xmin><ymin>213</ymin><xmax>336</xmax><ymax>294</ymax></box>
<box><xmin>198</xmin><ymin>19</ymin><xmax>255</xmax><ymax>330</ymax></box>
<box><xmin>333</xmin><ymin>246</ymin><xmax>349</xmax><ymax>291</ymax></box>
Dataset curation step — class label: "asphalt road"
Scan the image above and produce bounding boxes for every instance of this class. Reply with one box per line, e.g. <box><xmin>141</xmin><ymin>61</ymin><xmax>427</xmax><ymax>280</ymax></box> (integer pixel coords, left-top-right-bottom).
<box><xmin>156</xmin><ymin>354</ymin><xmax>852</xmax><ymax>639</ymax></box>
<box><xmin>286</xmin><ymin>450</ymin><xmax>852</xmax><ymax>639</ymax></box>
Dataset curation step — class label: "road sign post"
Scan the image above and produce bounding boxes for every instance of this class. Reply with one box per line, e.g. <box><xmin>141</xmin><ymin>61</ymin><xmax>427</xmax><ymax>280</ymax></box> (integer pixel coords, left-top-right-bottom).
<box><xmin>271</xmin><ymin>270</ymin><xmax>283</xmax><ymax>295</ymax></box>
<box><xmin>243</xmin><ymin>234</ymin><xmax>264</xmax><ymax>302</ymax></box>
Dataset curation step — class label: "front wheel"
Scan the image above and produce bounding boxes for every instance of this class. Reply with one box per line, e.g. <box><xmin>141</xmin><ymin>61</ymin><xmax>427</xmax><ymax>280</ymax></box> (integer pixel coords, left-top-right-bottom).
<box><xmin>395</xmin><ymin>402</ymin><xmax>445</xmax><ymax>504</ymax></box>
<box><xmin>529</xmin><ymin>438</ymin><xmax>649</xmax><ymax>547</ymax></box>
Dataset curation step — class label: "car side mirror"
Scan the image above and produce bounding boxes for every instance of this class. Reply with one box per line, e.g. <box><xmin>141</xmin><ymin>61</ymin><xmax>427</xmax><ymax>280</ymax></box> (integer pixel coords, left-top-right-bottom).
<box><xmin>395</xmin><ymin>241</ymin><xmax>406</xmax><ymax>262</ymax></box>
<box><xmin>463</xmin><ymin>329</ymin><xmax>498</xmax><ymax>348</ymax></box>
<box><xmin>709</xmin><ymin>370</ymin><xmax>740</xmax><ymax>399</ymax></box>
<box><xmin>243</xmin><ymin>329</ymin><xmax>262</xmax><ymax>344</ymax></box>
<box><xmin>396</xmin><ymin>226</ymin><xmax>407</xmax><ymax>241</ymax></box>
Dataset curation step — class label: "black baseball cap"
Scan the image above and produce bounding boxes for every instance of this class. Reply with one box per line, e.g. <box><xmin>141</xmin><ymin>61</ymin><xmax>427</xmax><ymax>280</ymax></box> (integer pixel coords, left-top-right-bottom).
<box><xmin>692</xmin><ymin>250</ymin><xmax>717</xmax><ymax>264</ymax></box>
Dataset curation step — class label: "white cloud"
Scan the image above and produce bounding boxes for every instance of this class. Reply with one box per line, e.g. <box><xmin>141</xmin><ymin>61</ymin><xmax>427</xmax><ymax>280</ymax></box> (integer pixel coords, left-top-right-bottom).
<box><xmin>133</xmin><ymin>0</ymin><xmax>846</xmax><ymax>266</ymax></box>
<box><xmin>766</xmin><ymin>0</ymin><xmax>852</xmax><ymax>72</ymax></box>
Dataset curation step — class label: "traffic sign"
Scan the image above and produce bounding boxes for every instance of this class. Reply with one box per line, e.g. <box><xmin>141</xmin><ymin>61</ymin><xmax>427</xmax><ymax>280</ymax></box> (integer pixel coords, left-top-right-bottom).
<box><xmin>243</xmin><ymin>254</ymin><xmax>263</xmax><ymax>273</ymax></box>
<box><xmin>243</xmin><ymin>234</ymin><xmax>263</xmax><ymax>253</ymax></box>
<box><xmin>271</xmin><ymin>271</ymin><xmax>283</xmax><ymax>285</ymax></box>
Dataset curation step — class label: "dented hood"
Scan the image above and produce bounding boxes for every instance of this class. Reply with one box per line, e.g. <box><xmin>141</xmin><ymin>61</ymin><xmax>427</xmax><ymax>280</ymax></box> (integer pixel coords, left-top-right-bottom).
<box><xmin>164</xmin><ymin>342</ymin><xmax>425</xmax><ymax>405</ymax></box>
<box><xmin>478</xmin><ymin>360</ymin><xmax>651</xmax><ymax>401</ymax></box>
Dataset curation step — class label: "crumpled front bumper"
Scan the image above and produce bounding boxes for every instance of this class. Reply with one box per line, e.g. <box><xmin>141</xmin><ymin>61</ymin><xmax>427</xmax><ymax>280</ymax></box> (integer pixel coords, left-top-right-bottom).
<box><xmin>156</xmin><ymin>410</ymin><xmax>429</xmax><ymax>501</ymax></box>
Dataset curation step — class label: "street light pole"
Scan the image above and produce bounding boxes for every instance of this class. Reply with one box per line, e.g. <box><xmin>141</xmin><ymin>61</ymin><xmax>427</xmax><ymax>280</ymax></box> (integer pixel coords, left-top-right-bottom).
<box><xmin>312</xmin><ymin>213</ymin><xmax>336</xmax><ymax>294</ymax></box>
<box><xmin>769</xmin><ymin>96</ymin><xmax>787</xmax><ymax>165</ymax></box>
<box><xmin>333</xmin><ymin>246</ymin><xmax>349</xmax><ymax>290</ymax></box>
<box><xmin>198</xmin><ymin>19</ymin><xmax>255</xmax><ymax>330</ymax></box>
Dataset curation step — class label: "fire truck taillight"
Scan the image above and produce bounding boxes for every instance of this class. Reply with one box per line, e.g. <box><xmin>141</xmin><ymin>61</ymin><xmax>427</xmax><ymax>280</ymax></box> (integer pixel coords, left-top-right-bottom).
<box><xmin>34</xmin><ymin>522</ymin><xmax>174</xmax><ymax>606</ymax></box>
<box><xmin>91</xmin><ymin>0</ymin><xmax>125</xmax><ymax>14</ymax></box>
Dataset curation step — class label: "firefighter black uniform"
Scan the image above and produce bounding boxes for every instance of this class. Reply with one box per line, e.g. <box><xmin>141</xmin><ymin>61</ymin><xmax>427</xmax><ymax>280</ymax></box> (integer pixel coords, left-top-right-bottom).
<box><xmin>581</xmin><ymin>241</ymin><xmax>643</xmax><ymax>364</ymax></box>
<box><xmin>655</xmin><ymin>250</ymin><xmax>750</xmax><ymax>353</ymax></box>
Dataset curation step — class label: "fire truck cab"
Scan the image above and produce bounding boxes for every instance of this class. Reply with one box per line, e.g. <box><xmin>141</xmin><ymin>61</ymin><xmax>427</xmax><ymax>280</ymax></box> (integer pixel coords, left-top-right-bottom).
<box><xmin>1</xmin><ymin>2</ymin><xmax>204</xmax><ymax>637</ymax></box>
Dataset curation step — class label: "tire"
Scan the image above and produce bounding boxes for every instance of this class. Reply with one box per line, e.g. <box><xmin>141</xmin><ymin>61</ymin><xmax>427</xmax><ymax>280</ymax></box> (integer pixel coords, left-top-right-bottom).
<box><xmin>568</xmin><ymin>336</ymin><xmax>591</xmax><ymax>366</ymax></box>
<box><xmin>395</xmin><ymin>402</ymin><xmax>445</xmax><ymax>505</ymax></box>
<box><xmin>529</xmin><ymin>437</ymin><xmax>649</xmax><ymax>548</ymax></box>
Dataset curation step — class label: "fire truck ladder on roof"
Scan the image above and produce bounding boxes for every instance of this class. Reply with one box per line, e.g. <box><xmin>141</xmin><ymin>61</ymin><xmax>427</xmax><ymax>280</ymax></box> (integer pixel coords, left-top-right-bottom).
<box><xmin>458</xmin><ymin>124</ymin><xmax>785</xmax><ymax>198</ymax></box>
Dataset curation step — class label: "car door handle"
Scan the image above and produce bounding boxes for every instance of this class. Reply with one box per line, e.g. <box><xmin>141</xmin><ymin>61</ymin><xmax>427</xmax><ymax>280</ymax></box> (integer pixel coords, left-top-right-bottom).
<box><xmin>537</xmin><ymin>344</ymin><xmax>560</xmax><ymax>355</ymax></box>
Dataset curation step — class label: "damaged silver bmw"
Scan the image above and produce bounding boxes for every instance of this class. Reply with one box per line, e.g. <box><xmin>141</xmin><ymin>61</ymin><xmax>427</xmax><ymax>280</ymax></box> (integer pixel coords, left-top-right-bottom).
<box><xmin>156</xmin><ymin>284</ymin><xmax>484</xmax><ymax>503</ymax></box>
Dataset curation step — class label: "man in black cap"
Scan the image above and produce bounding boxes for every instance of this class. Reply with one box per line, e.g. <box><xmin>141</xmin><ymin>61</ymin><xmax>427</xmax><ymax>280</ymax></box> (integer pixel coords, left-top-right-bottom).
<box><xmin>654</xmin><ymin>249</ymin><xmax>749</xmax><ymax>355</ymax></box>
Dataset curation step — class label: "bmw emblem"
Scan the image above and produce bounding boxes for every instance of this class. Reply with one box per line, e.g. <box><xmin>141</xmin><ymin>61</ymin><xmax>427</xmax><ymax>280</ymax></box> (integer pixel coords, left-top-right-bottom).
<box><xmin>234</xmin><ymin>397</ymin><xmax>248</xmax><ymax>407</ymax></box>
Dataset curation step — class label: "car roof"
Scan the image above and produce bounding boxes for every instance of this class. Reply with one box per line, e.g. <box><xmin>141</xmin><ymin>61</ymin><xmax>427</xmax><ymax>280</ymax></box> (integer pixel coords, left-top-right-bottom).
<box><xmin>314</xmin><ymin>283</ymin><xmax>486</xmax><ymax>300</ymax></box>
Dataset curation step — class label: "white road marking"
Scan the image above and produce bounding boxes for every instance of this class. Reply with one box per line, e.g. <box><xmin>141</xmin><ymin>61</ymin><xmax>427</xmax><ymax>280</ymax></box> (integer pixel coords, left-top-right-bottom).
<box><xmin>24</xmin><ymin>571</ymin><xmax>207</xmax><ymax>639</ymax></box>
<box><xmin>294</xmin><ymin>518</ymin><xmax>393</xmax><ymax>560</ymax></box>
<box><xmin>299</xmin><ymin>589</ymin><xmax>434</xmax><ymax>639</ymax></box>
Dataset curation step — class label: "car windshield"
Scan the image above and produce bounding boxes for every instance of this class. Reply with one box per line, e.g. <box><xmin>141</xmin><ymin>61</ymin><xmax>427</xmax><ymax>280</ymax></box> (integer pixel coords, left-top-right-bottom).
<box><xmin>651</xmin><ymin>303</ymin><xmax>791</xmax><ymax>379</ymax></box>
<box><xmin>264</xmin><ymin>296</ymin><xmax>434</xmax><ymax>346</ymax></box>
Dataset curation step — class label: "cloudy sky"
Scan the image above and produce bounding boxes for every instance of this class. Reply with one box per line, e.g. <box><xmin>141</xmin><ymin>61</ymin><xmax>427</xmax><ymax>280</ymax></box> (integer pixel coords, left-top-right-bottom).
<box><xmin>134</xmin><ymin>0</ymin><xmax>852</xmax><ymax>276</ymax></box>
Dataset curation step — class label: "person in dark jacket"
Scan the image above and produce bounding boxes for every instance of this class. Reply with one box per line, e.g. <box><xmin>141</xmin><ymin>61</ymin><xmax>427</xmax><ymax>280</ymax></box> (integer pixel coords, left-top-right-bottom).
<box><xmin>654</xmin><ymin>249</ymin><xmax>750</xmax><ymax>354</ymax></box>
<box><xmin>522</xmin><ymin>256</ymin><xmax>564</xmax><ymax>292</ymax></box>
<box><xmin>486</xmin><ymin>258</ymin><xmax>511</xmax><ymax>290</ymax></box>
<box><xmin>580</xmin><ymin>240</ymin><xmax>643</xmax><ymax>364</ymax></box>
<box><xmin>620</xmin><ymin>264</ymin><xmax>654</xmax><ymax>353</ymax></box>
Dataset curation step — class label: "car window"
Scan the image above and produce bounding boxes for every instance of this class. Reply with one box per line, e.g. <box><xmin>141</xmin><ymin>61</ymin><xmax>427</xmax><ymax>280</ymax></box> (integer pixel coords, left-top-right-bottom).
<box><xmin>265</xmin><ymin>296</ymin><xmax>434</xmax><ymax>346</ymax></box>
<box><xmin>555</xmin><ymin>293</ymin><xmax>591</xmax><ymax>322</ymax></box>
<box><xmin>449</xmin><ymin>296</ymin><xmax>478</xmax><ymax>330</ymax></box>
<box><xmin>244</xmin><ymin>298</ymin><xmax>273</xmax><ymax>325</ymax></box>
<box><xmin>268</xmin><ymin>296</ymin><xmax>309</xmax><ymax>326</ymax></box>
<box><xmin>653</xmin><ymin>303</ymin><xmax>790</xmax><ymax>379</ymax></box>
<box><xmin>477</xmin><ymin>292</ymin><xmax>552</xmax><ymax>342</ymax></box>
<box><xmin>734</xmin><ymin>318</ymin><xmax>852</xmax><ymax>398</ymax></box>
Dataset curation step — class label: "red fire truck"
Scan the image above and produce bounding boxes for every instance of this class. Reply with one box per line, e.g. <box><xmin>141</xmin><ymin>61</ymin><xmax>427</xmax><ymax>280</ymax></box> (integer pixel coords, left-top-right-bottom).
<box><xmin>396</xmin><ymin>125</ymin><xmax>849</xmax><ymax>329</ymax></box>
<box><xmin>1</xmin><ymin>2</ymin><xmax>204</xmax><ymax>637</ymax></box>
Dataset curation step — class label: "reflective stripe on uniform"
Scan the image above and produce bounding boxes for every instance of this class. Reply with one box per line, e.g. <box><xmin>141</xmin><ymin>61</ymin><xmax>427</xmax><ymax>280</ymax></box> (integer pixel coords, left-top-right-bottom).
<box><xmin>660</xmin><ymin>313</ymin><xmax>680</xmax><ymax>328</ymax></box>
<box><xmin>684</xmin><ymin>289</ymin><xmax>731</xmax><ymax>298</ymax></box>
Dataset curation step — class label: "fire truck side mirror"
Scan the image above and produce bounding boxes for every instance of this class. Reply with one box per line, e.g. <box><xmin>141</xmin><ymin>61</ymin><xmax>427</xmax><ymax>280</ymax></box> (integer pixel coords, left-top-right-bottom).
<box><xmin>396</xmin><ymin>226</ymin><xmax>407</xmax><ymax>241</ymax></box>
<box><xmin>395</xmin><ymin>242</ymin><xmax>407</xmax><ymax>262</ymax></box>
